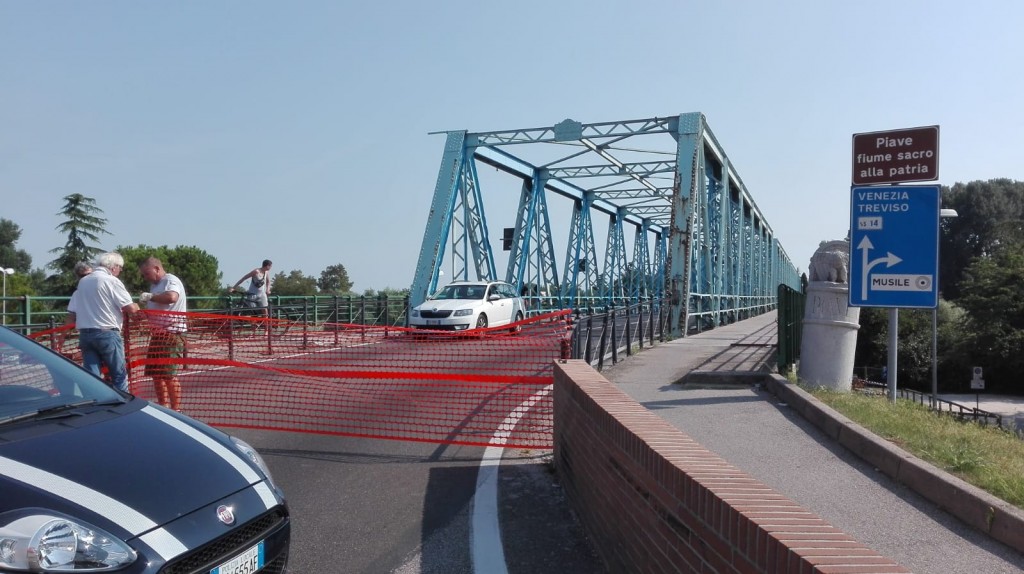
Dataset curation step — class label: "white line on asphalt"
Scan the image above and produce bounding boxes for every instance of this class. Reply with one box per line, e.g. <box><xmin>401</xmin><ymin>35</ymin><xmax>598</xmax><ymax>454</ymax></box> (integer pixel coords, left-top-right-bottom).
<box><xmin>471</xmin><ymin>385</ymin><xmax>552</xmax><ymax>574</ymax></box>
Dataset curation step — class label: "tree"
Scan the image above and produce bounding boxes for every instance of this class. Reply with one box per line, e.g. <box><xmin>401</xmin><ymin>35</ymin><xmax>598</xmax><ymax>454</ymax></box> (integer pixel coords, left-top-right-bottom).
<box><xmin>954</xmin><ymin>245</ymin><xmax>1024</xmax><ymax>393</ymax></box>
<box><xmin>48</xmin><ymin>194</ymin><xmax>109</xmax><ymax>295</ymax></box>
<box><xmin>361</xmin><ymin>286</ymin><xmax>410</xmax><ymax>298</ymax></box>
<box><xmin>935</xmin><ymin>300</ymin><xmax>972</xmax><ymax>392</ymax></box>
<box><xmin>272</xmin><ymin>270</ymin><xmax>319</xmax><ymax>296</ymax></box>
<box><xmin>940</xmin><ymin>179</ymin><xmax>1024</xmax><ymax>300</ymax></box>
<box><xmin>853</xmin><ymin>306</ymin><xmax>935</xmax><ymax>390</ymax></box>
<box><xmin>0</xmin><ymin>219</ymin><xmax>33</xmax><ymax>272</ymax></box>
<box><xmin>317</xmin><ymin>264</ymin><xmax>353</xmax><ymax>294</ymax></box>
<box><xmin>116</xmin><ymin>245</ymin><xmax>223</xmax><ymax>298</ymax></box>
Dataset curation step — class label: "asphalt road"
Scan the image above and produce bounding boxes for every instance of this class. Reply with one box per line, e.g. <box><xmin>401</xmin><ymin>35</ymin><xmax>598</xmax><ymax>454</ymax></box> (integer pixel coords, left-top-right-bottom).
<box><xmin>229</xmin><ymin>427</ymin><xmax>603</xmax><ymax>574</ymax></box>
<box><xmin>178</xmin><ymin>332</ymin><xmax>603</xmax><ymax>574</ymax></box>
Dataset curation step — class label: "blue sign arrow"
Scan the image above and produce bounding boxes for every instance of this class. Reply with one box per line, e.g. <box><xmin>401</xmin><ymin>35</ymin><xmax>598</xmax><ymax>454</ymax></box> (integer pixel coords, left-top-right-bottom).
<box><xmin>849</xmin><ymin>185</ymin><xmax>940</xmax><ymax>308</ymax></box>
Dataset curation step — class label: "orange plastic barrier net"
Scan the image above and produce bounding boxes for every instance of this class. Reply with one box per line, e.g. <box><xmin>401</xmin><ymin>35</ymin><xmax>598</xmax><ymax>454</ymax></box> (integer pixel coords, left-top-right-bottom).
<box><xmin>32</xmin><ymin>310</ymin><xmax>572</xmax><ymax>449</ymax></box>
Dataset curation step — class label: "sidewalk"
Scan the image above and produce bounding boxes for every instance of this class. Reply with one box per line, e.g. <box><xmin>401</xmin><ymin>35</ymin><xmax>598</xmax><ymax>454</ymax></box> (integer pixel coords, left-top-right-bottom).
<box><xmin>600</xmin><ymin>311</ymin><xmax>1024</xmax><ymax>574</ymax></box>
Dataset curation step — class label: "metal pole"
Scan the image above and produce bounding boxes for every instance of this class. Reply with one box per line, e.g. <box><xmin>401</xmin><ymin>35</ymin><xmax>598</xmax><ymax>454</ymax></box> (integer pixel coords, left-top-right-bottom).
<box><xmin>0</xmin><ymin>268</ymin><xmax>14</xmax><ymax>326</ymax></box>
<box><xmin>931</xmin><ymin>307</ymin><xmax>938</xmax><ymax>406</ymax></box>
<box><xmin>887</xmin><ymin>308</ymin><xmax>898</xmax><ymax>403</ymax></box>
<box><xmin>931</xmin><ymin>209</ymin><xmax>957</xmax><ymax>408</ymax></box>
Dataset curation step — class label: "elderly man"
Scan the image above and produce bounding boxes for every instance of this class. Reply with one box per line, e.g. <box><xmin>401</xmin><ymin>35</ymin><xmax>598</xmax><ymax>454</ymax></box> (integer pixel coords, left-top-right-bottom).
<box><xmin>66</xmin><ymin>252</ymin><xmax>139</xmax><ymax>392</ymax></box>
<box><xmin>138</xmin><ymin>256</ymin><xmax>188</xmax><ymax>411</ymax></box>
<box><xmin>73</xmin><ymin>261</ymin><xmax>93</xmax><ymax>279</ymax></box>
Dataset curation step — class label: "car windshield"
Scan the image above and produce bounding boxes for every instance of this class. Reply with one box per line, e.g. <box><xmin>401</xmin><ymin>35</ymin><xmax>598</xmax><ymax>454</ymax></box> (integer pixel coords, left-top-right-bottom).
<box><xmin>0</xmin><ymin>327</ymin><xmax>125</xmax><ymax>423</ymax></box>
<box><xmin>429</xmin><ymin>284</ymin><xmax>487</xmax><ymax>301</ymax></box>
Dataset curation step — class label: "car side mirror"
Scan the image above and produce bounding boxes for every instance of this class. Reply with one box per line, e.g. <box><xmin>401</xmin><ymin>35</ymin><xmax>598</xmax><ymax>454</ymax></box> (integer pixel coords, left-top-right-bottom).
<box><xmin>488</xmin><ymin>294</ymin><xmax>500</xmax><ymax>302</ymax></box>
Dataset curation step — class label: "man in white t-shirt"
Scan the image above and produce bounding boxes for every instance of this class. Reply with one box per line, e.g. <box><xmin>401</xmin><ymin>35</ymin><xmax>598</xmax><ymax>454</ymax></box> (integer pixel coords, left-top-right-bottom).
<box><xmin>138</xmin><ymin>257</ymin><xmax>188</xmax><ymax>411</ymax></box>
<box><xmin>66</xmin><ymin>252</ymin><xmax>140</xmax><ymax>392</ymax></box>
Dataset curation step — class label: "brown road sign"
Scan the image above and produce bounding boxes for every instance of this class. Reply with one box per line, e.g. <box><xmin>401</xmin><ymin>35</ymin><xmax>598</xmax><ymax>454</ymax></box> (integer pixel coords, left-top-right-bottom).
<box><xmin>852</xmin><ymin>125</ymin><xmax>939</xmax><ymax>185</ymax></box>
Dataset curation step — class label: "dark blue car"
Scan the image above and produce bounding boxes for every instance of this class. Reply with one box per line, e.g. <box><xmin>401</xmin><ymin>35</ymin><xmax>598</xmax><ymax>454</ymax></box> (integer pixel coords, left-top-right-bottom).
<box><xmin>0</xmin><ymin>327</ymin><xmax>290</xmax><ymax>573</ymax></box>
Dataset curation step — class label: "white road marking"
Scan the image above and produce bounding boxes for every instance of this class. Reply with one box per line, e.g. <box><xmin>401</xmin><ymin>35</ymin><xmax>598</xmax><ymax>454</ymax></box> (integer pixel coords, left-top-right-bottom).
<box><xmin>471</xmin><ymin>385</ymin><xmax>552</xmax><ymax>574</ymax></box>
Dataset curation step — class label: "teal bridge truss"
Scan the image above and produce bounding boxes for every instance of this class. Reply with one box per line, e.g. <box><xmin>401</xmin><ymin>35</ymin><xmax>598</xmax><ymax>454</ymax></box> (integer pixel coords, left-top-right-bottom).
<box><xmin>410</xmin><ymin>113</ymin><xmax>802</xmax><ymax>336</ymax></box>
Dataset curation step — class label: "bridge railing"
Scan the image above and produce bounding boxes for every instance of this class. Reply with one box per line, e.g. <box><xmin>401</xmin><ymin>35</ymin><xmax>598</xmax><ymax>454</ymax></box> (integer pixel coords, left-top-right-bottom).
<box><xmin>687</xmin><ymin>293</ymin><xmax>778</xmax><ymax>334</ymax></box>
<box><xmin>4</xmin><ymin>293</ymin><xmax>669</xmax><ymax>332</ymax></box>
<box><xmin>569</xmin><ymin>299</ymin><xmax>670</xmax><ymax>370</ymax></box>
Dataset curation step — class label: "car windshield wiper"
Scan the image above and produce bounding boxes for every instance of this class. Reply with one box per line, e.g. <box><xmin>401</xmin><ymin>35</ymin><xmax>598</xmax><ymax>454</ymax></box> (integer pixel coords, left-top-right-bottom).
<box><xmin>0</xmin><ymin>398</ymin><xmax>123</xmax><ymax>426</ymax></box>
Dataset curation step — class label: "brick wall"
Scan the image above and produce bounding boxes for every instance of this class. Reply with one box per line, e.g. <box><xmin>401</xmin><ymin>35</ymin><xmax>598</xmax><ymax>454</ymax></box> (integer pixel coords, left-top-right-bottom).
<box><xmin>553</xmin><ymin>360</ymin><xmax>909</xmax><ymax>574</ymax></box>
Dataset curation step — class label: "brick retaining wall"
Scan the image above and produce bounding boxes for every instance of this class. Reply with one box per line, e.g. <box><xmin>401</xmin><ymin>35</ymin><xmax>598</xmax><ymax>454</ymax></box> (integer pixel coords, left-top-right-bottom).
<box><xmin>553</xmin><ymin>360</ymin><xmax>909</xmax><ymax>573</ymax></box>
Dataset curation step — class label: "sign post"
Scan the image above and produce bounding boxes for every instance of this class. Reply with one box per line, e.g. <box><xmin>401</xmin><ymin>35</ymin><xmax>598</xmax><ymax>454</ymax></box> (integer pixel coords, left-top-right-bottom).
<box><xmin>971</xmin><ymin>366</ymin><xmax>984</xmax><ymax>409</ymax></box>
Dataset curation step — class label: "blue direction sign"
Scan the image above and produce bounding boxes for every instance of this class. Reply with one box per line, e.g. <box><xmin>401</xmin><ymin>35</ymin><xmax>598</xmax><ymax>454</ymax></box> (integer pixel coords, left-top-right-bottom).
<box><xmin>849</xmin><ymin>185</ymin><xmax>940</xmax><ymax>308</ymax></box>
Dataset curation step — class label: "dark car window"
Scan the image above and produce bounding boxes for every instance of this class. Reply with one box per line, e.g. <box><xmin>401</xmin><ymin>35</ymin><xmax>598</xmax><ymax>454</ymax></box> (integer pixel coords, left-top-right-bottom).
<box><xmin>0</xmin><ymin>328</ymin><xmax>123</xmax><ymax>420</ymax></box>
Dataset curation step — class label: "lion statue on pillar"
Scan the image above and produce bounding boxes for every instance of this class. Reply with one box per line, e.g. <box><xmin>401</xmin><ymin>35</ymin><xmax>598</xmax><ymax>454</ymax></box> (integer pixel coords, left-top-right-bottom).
<box><xmin>809</xmin><ymin>239</ymin><xmax>851</xmax><ymax>284</ymax></box>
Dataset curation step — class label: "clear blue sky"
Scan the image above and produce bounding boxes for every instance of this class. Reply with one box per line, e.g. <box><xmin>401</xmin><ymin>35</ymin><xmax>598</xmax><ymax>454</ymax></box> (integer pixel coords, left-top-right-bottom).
<box><xmin>3</xmin><ymin>1</ymin><xmax>1022</xmax><ymax>292</ymax></box>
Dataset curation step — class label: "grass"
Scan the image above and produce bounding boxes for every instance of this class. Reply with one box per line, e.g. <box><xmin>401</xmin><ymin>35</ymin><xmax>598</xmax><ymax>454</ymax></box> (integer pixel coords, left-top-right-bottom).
<box><xmin>806</xmin><ymin>386</ymin><xmax>1024</xmax><ymax>510</ymax></box>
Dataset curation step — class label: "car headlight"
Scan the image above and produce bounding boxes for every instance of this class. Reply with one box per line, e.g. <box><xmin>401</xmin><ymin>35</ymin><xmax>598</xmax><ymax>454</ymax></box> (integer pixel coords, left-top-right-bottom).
<box><xmin>231</xmin><ymin>436</ymin><xmax>278</xmax><ymax>490</ymax></box>
<box><xmin>453</xmin><ymin>309</ymin><xmax>473</xmax><ymax>317</ymax></box>
<box><xmin>410</xmin><ymin>309</ymin><xmax>420</xmax><ymax>318</ymax></box>
<box><xmin>0</xmin><ymin>513</ymin><xmax>136</xmax><ymax>572</ymax></box>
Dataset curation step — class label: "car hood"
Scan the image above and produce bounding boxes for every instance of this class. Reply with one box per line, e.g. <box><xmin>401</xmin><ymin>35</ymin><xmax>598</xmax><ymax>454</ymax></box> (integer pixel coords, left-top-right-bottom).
<box><xmin>0</xmin><ymin>401</ymin><xmax>269</xmax><ymax>541</ymax></box>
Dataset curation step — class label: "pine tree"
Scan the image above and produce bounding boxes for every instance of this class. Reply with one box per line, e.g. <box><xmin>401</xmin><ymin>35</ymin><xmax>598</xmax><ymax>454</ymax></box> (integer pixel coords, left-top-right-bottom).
<box><xmin>48</xmin><ymin>194</ymin><xmax>109</xmax><ymax>294</ymax></box>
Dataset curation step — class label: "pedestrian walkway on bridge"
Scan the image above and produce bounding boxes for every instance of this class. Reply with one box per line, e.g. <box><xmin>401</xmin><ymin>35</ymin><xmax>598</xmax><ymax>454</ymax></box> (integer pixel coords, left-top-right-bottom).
<box><xmin>600</xmin><ymin>311</ymin><xmax>1024</xmax><ymax>574</ymax></box>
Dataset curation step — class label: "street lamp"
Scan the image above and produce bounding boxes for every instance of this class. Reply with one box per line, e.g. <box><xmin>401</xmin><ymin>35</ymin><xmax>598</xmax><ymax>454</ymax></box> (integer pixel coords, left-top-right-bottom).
<box><xmin>932</xmin><ymin>209</ymin><xmax>959</xmax><ymax>405</ymax></box>
<box><xmin>1</xmin><ymin>268</ymin><xmax>13</xmax><ymax>326</ymax></box>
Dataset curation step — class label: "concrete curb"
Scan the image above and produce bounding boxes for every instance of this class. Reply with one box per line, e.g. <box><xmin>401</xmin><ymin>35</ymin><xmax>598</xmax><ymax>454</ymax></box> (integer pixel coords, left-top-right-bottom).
<box><xmin>764</xmin><ymin>374</ymin><xmax>1024</xmax><ymax>555</ymax></box>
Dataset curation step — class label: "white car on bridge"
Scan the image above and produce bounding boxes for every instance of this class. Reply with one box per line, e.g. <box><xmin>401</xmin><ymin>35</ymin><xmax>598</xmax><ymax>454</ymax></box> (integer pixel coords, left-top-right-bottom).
<box><xmin>410</xmin><ymin>280</ymin><xmax>525</xmax><ymax>331</ymax></box>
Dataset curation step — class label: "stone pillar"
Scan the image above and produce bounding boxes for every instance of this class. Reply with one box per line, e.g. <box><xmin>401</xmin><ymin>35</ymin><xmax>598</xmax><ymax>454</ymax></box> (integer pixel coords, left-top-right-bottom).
<box><xmin>799</xmin><ymin>240</ymin><xmax>861</xmax><ymax>391</ymax></box>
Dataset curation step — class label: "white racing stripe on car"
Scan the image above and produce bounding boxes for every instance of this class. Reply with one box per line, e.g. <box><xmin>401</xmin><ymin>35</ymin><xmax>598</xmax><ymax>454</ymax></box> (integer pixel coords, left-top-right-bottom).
<box><xmin>253</xmin><ymin>481</ymin><xmax>278</xmax><ymax>509</ymax></box>
<box><xmin>139</xmin><ymin>529</ymin><xmax>190</xmax><ymax>561</ymax></box>
<box><xmin>0</xmin><ymin>454</ymin><xmax>188</xmax><ymax>559</ymax></box>
<box><xmin>142</xmin><ymin>406</ymin><xmax>263</xmax><ymax>485</ymax></box>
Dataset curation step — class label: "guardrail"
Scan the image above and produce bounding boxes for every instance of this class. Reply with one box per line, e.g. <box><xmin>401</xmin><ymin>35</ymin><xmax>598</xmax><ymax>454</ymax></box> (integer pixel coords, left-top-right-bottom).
<box><xmin>897</xmin><ymin>386</ymin><xmax>1004</xmax><ymax>428</ymax></box>
<box><xmin>856</xmin><ymin>378</ymin><xmax>1009</xmax><ymax>430</ymax></box>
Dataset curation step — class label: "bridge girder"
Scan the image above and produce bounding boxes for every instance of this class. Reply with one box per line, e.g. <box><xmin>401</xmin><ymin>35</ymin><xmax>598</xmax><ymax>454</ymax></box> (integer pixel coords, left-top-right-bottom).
<box><xmin>410</xmin><ymin>114</ymin><xmax>801</xmax><ymax>336</ymax></box>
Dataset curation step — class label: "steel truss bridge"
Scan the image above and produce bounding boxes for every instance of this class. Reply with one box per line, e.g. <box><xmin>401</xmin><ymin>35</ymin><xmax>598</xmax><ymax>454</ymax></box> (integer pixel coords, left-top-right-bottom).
<box><xmin>411</xmin><ymin>113</ymin><xmax>802</xmax><ymax>336</ymax></box>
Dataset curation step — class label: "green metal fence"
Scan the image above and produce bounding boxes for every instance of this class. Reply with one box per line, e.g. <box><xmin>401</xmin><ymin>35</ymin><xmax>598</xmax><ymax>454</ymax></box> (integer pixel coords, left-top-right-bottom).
<box><xmin>776</xmin><ymin>284</ymin><xmax>805</xmax><ymax>375</ymax></box>
<box><xmin>0</xmin><ymin>294</ymin><xmax>412</xmax><ymax>333</ymax></box>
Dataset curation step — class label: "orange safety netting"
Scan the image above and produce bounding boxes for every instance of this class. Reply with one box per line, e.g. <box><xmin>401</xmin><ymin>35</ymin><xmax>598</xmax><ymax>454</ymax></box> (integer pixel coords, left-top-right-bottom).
<box><xmin>31</xmin><ymin>310</ymin><xmax>572</xmax><ymax>449</ymax></box>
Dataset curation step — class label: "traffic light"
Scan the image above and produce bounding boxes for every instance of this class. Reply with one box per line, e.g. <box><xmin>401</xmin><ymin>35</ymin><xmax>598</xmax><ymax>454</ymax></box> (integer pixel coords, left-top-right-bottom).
<box><xmin>502</xmin><ymin>228</ymin><xmax>514</xmax><ymax>251</ymax></box>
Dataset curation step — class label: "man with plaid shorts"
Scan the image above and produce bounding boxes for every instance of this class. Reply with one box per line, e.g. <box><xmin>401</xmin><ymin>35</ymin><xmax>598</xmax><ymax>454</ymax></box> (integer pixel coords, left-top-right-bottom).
<box><xmin>138</xmin><ymin>257</ymin><xmax>188</xmax><ymax>411</ymax></box>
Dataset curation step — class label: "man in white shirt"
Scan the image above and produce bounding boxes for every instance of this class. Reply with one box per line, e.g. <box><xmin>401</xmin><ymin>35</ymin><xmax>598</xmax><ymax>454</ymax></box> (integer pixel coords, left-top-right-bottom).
<box><xmin>138</xmin><ymin>257</ymin><xmax>188</xmax><ymax>411</ymax></box>
<box><xmin>66</xmin><ymin>252</ymin><xmax>140</xmax><ymax>392</ymax></box>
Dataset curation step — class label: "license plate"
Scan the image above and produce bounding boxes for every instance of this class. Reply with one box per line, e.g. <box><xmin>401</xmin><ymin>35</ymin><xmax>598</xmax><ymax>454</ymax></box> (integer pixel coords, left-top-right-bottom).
<box><xmin>426</xmin><ymin>319</ymin><xmax>440</xmax><ymax>325</ymax></box>
<box><xmin>211</xmin><ymin>540</ymin><xmax>264</xmax><ymax>574</ymax></box>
